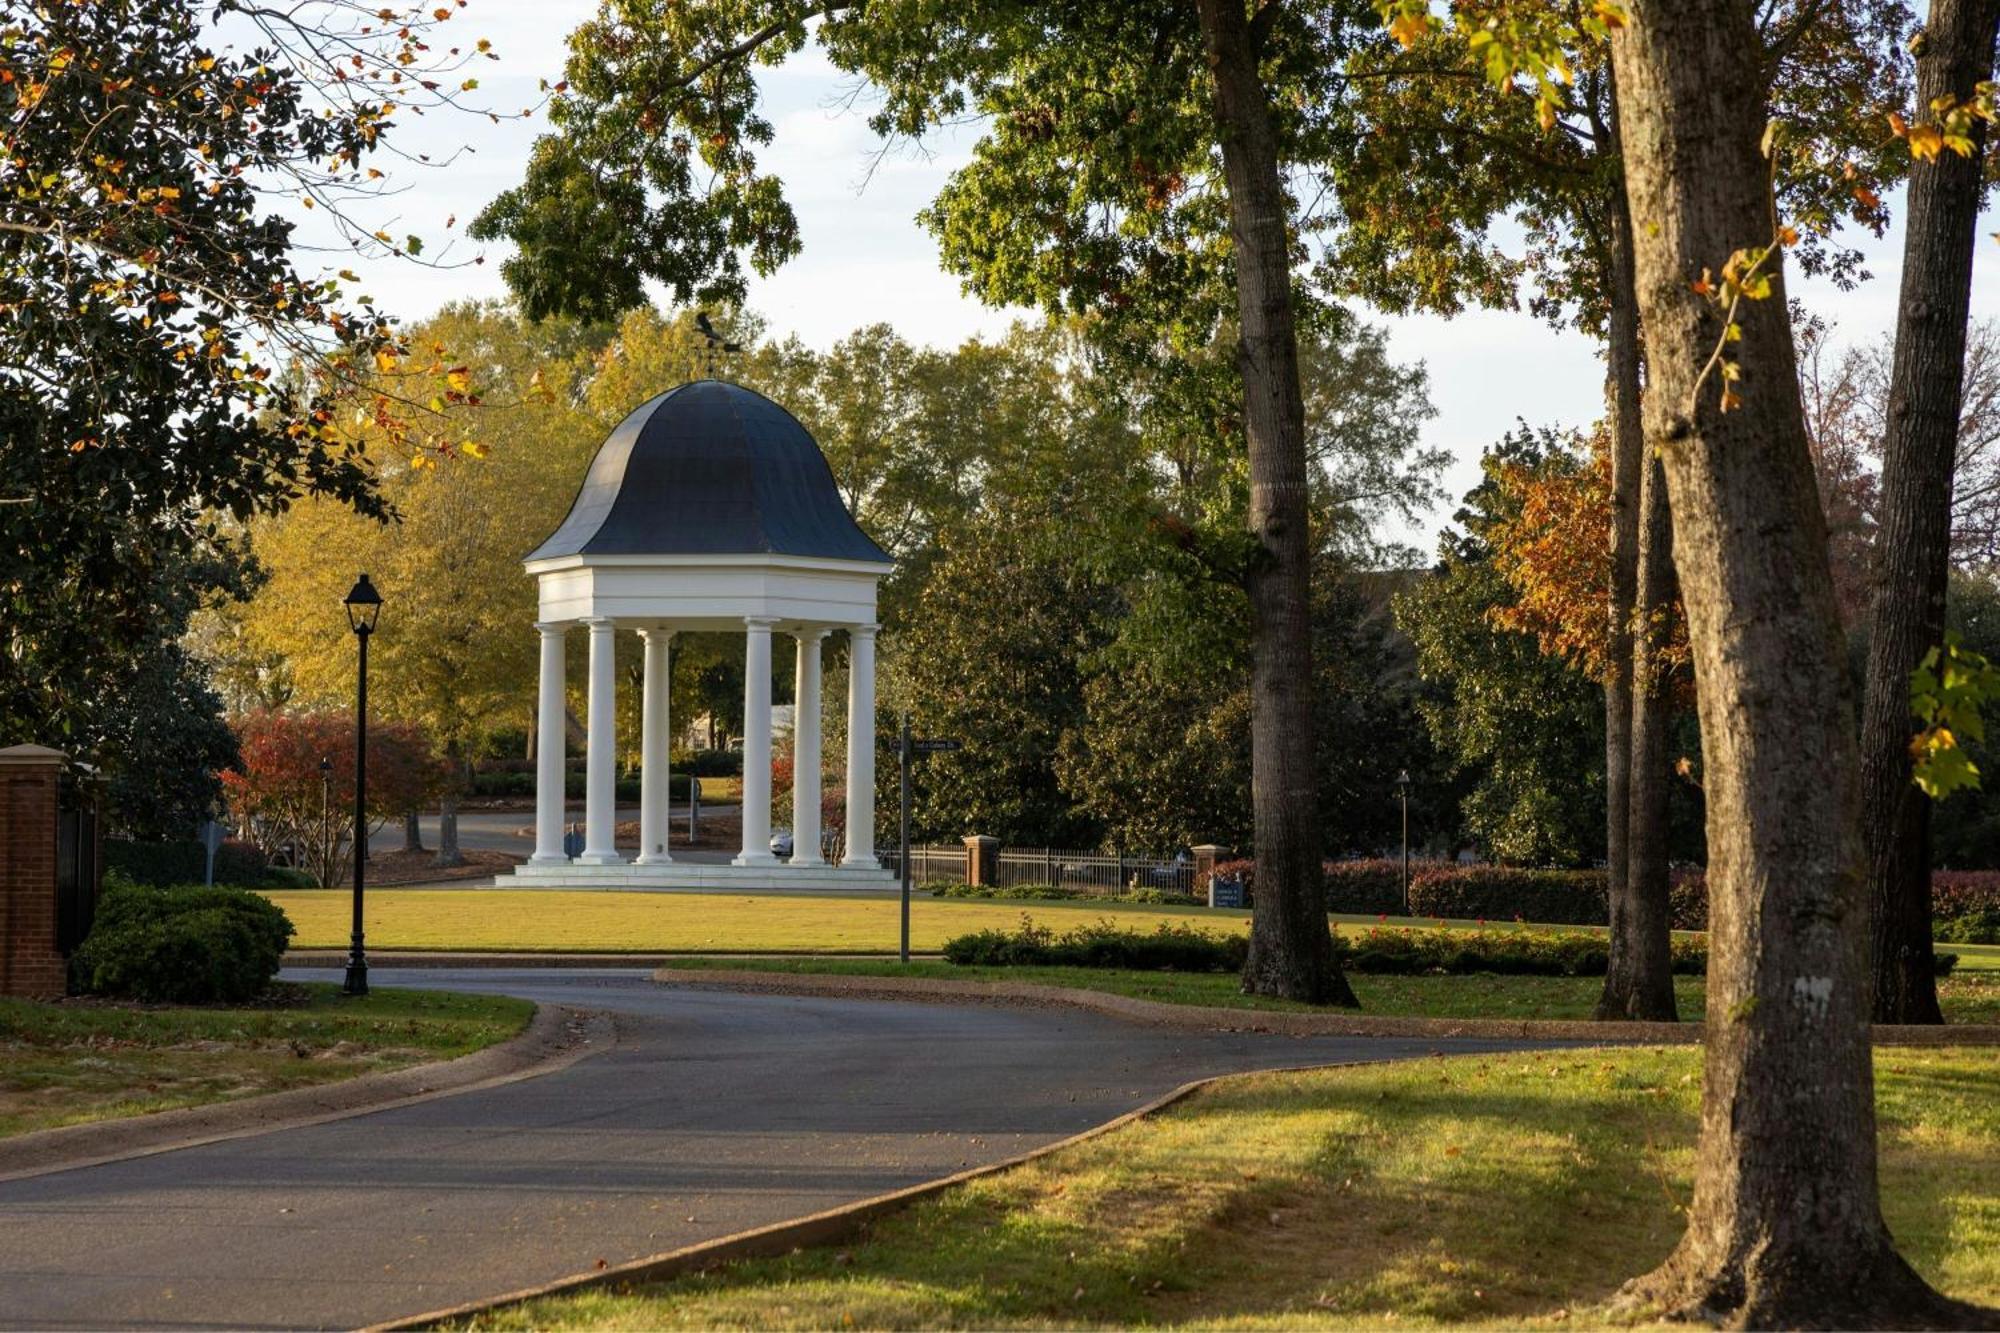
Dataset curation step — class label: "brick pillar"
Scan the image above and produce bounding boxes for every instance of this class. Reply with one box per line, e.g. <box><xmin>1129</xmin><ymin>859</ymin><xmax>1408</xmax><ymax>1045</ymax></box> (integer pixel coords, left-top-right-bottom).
<box><xmin>0</xmin><ymin>745</ymin><xmax>67</xmax><ymax>998</ymax></box>
<box><xmin>1191</xmin><ymin>844</ymin><xmax>1228</xmax><ymax>883</ymax></box>
<box><xmin>963</xmin><ymin>835</ymin><xmax>999</xmax><ymax>887</ymax></box>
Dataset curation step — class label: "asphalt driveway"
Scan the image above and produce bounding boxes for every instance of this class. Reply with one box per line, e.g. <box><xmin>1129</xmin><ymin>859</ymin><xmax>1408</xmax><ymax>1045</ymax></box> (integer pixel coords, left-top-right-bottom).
<box><xmin>0</xmin><ymin>968</ymin><xmax>1561</xmax><ymax>1330</ymax></box>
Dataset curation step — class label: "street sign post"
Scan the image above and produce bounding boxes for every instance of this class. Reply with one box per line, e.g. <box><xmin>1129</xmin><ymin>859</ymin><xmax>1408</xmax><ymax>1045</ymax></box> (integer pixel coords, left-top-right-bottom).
<box><xmin>897</xmin><ymin>722</ymin><xmax>962</xmax><ymax>963</ymax></box>
<box><xmin>198</xmin><ymin>818</ymin><xmax>228</xmax><ymax>888</ymax></box>
<box><xmin>899</xmin><ymin>714</ymin><xmax>911</xmax><ymax>963</ymax></box>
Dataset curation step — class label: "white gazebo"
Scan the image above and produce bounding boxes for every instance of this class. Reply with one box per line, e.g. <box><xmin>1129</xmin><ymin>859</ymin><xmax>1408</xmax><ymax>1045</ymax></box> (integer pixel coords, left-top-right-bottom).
<box><xmin>507</xmin><ymin>379</ymin><xmax>896</xmax><ymax>891</ymax></box>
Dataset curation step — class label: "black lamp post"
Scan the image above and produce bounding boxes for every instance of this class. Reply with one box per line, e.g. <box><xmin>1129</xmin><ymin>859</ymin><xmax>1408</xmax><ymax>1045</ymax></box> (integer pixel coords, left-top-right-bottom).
<box><xmin>318</xmin><ymin>755</ymin><xmax>332</xmax><ymax>884</ymax></box>
<box><xmin>1395</xmin><ymin>768</ymin><xmax>1412</xmax><ymax>917</ymax></box>
<box><xmin>343</xmin><ymin>573</ymin><xmax>383</xmax><ymax>998</ymax></box>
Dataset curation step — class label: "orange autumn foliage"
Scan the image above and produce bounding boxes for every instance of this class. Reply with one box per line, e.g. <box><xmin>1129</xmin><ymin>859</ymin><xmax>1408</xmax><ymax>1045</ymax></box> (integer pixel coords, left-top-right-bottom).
<box><xmin>1486</xmin><ymin>436</ymin><xmax>1691</xmax><ymax>694</ymax></box>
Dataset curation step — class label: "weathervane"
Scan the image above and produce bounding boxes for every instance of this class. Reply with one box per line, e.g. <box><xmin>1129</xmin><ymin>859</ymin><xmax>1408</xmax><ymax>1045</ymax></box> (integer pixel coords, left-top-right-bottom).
<box><xmin>695</xmin><ymin>311</ymin><xmax>742</xmax><ymax>378</ymax></box>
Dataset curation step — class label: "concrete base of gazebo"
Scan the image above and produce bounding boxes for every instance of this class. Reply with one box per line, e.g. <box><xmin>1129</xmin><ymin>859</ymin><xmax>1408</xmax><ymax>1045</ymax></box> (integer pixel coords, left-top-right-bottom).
<box><xmin>504</xmin><ymin>861</ymin><xmax>899</xmax><ymax>893</ymax></box>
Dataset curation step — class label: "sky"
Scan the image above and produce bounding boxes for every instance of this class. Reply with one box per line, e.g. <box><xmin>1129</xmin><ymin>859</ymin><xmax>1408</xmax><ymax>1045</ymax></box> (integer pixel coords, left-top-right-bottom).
<box><xmin>278</xmin><ymin>4</ymin><xmax>2000</xmax><ymax>552</ymax></box>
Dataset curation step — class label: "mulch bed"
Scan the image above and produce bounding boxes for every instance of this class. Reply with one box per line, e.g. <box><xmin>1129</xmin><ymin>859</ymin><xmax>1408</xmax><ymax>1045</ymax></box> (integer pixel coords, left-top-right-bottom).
<box><xmin>363</xmin><ymin>847</ymin><xmax>522</xmax><ymax>886</ymax></box>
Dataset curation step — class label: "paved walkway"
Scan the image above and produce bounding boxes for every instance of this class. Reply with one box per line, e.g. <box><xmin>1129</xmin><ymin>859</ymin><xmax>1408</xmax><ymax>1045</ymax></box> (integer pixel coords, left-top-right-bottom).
<box><xmin>0</xmin><ymin>969</ymin><xmax>1562</xmax><ymax>1330</ymax></box>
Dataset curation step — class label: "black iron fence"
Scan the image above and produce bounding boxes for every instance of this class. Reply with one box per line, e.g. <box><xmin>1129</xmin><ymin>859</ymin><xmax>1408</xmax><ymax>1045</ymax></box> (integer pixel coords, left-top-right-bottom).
<box><xmin>879</xmin><ymin>844</ymin><xmax>1195</xmax><ymax>895</ymax></box>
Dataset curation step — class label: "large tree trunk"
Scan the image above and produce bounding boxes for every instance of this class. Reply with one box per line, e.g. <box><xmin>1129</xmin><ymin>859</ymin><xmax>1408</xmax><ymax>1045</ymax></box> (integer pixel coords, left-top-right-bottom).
<box><xmin>435</xmin><ymin>791</ymin><xmax>464</xmax><ymax>868</ymax></box>
<box><xmin>1608</xmin><ymin>3</ymin><xmax>1976</xmax><ymax>1324</ymax></box>
<box><xmin>401</xmin><ymin>809</ymin><xmax>424</xmax><ymax>854</ymax></box>
<box><xmin>1859</xmin><ymin>0</ymin><xmax>2000</xmax><ymax>1027</ymax></box>
<box><xmin>435</xmin><ymin>738</ymin><xmax>467</xmax><ymax>869</ymax></box>
<box><xmin>1597</xmin><ymin>160</ymin><xmax>1679</xmax><ymax>1023</ymax></box>
<box><xmin>1600</xmin><ymin>186</ymin><xmax>1641</xmax><ymax>1012</ymax></box>
<box><xmin>1195</xmin><ymin>0</ymin><xmax>1353</xmax><ymax>1005</ymax></box>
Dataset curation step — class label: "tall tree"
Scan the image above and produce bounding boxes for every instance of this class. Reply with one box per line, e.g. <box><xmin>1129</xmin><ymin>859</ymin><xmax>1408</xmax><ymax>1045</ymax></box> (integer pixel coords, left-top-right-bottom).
<box><xmin>1858</xmin><ymin>0</ymin><xmax>2000</xmax><ymax>1025</ymax></box>
<box><xmin>1355</xmin><ymin>0</ymin><xmax>1910</xmax><ymax>1022</ymax></box>
<box><xmin>473</xmin><ymin>1</ymin><xmax>1406</xmax><ymax>1003</ymax></box>
<box><xmin>0</xmin><ymin>0</ymin><xmax>509</xmax><ymax>800</ymax></box>
<box><xmin>239</xmin><ymin>303</ymin><xmax>606</xmax><ymax>862</ymax></box>
<box><xmin>1398</xmin><ymin>430</ymin><xmax>1611</xmax><ymax>867</ymax></box>
<box><xmin>1600</xmin><ymin>1</ymin><xmax>1975</xmax><ymax>1320</ymax></box>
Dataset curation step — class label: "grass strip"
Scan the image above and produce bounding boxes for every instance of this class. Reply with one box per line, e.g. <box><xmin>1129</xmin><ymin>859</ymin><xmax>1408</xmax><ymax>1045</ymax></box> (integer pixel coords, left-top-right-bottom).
<box><xmin>656</xmin><ymin>956</ymin><xmax>2000</xmax><ymax>1024</ymax></box>
<box><xmin>452</xmin><ymin>1046</ymin><xmax>2000</xmax><ymax>1330</ymax></box>
<box><xmin>260</xmin><ymin>889</ymin><xmax>2000</xmax><ymax>974</ymax></box>
<box><xmin>0</xmin><ymin>983</ymin><xmax>532</xmax><ymax>1139</ymax></box>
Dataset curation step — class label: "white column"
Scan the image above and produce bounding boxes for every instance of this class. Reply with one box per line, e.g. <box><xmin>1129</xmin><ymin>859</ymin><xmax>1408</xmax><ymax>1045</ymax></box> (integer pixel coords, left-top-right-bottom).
<box><xmin>637</xmin><ymin>628</ymin><xmax>673</xmax><ymax>864</ymax></box>
<box><xmin>842</xmin><ymin>624</ymin><xmax>879</xmax><ymax>869</ymax></box>
<box><xmin>734</xmin><ymin>616</ymin><xmax>778</xmax><ymax>867</ymax></box>
<box><xmin>577</xmin><ymin>616</ymin><xmax>622</xmax><ymax>865</ymax></box>
<box><xmin>790</xmin><ymin>628</ymin><xmax>828</xmax><ymax>867</ymax></box>
<box><xmin>530</xmin><ymin>621</ymin><xmax>569</xmax><ymax>864</ymax></box>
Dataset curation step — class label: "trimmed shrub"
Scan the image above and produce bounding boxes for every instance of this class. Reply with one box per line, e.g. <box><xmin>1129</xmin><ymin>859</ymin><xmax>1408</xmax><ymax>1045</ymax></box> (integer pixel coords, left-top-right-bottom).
<box><xmin>557</xmin><ymin>771</ymin><xmax>696</xmax><ymax>801</ymax></box>
<box><xmin>1936</xmin><ymin>907</ymin><xmax>2000</xmax><ymax>945</ymax></box>
<box><xmin>1203</xmin><ymin>858</ymin><xmax>1435</xmax><ymax>914</ymax></box>
<box><xmin>1323</xmin><ymin>859</ymin><xmax>1408</xmax><ymax>914</ymax></box>
<box><xmin>929</xmin><ymin>883</ymin><xmax>1202</xmax><ymax>907</ymax></box>
<box><xmin>1407</xmin><ymin>866</ymin><xmax>1607</xmax><ymax>926</ymax></box>
<box><xmin>105</xmin><ymin>837</ymin><xmax>270</xmax><ymax>888</ymax></box>
<box><xmin>943</xmin><ymin>919</ymin><xmax>1248</xmax><ymax>972</ymax></box>
<box><xmin>1334</xmin><ymin>925</ymin><xmax>1706</xmax><ymax>976</ymax></box>
<box><xmin>71</xmin><ymin>876</ymin><xmax>295</xmax><ymax>1003</ymax></box>
<box><xmin>681</xmin><ymin>748</ymin><xmax>743</xmax><ymax>777</ymax></box>
<box><xmin>469</xmin><ymin>771</ymin><xmax>536</xmax><ymax>799</ymax></box>
<box><xmin>1933</xmin><ymin>871</ymin><xmax>2000</xmax><ymax>944</ymax></box>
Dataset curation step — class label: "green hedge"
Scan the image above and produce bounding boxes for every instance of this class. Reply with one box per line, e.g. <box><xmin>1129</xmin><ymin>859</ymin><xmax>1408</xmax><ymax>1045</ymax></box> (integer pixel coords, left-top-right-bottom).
<box><xmin>105</xmin><ymin>838</ymin><xmax>271</xmax><ymax>888</ymax></box>
<box><xmin>71</xmin><ymin>876</ymin><xmax>295</xmax><ymax>1003</ymax></box>
<box><xmin>939</xmin><ymin>920</ymin><xmax>1962</xmax><ymax>979</ymax></box>
<box><xmin>548</xmin><ymin>772</ymin><xmax>696</xmax><ymax>802</ymax></box>
<box><xmin>1337</xmin><ymin>925</ymin><xmax>1706</xmax><ymax>976</ymax></box>
<box><xmin>930</xmin><ymin>883</ymin><xmax>1201</xmax><ymax>907</ymax></box>
<box><xmin>944</xmin><ymin>920</ymin><xmax>1247</xmax><ymax>972</ymax></box>
<box><xmin>1407</xmin><ymin>866</ymin><xmax>1614</xmax><ymax>926</ymax></box>
<box><xmin>1208</xmin><ymin>858</ymin><xmax>1412</xmax><ymax>914</ymax></box>
<box><xmin>1937</xmin><ymin>906</ymin><xmax>2000</xmax><ymax>945</ymax></box>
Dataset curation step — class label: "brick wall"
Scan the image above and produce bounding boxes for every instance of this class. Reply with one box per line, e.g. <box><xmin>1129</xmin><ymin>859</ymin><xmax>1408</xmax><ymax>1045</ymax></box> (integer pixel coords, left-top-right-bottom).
<box><xmin>0</xmin><ymin>753</ymin><xmax>64</xmax><ymax>998</ymax></box>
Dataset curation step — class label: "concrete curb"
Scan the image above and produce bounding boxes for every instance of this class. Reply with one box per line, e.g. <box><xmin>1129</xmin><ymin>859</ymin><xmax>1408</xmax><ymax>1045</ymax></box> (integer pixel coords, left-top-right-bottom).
<box><xmin>368</xmin><ymin>1057</ymin><xmax>1364</xmax><ymax>1332</ymax></box>
<box><xmin>648</xmin><ymin>967</ymin><xmax>2000</xmax><ymax>1046</ymax></box>
<box><xmin>283</xmin><ymin>950</ymin><xmax>943</xmax><ymax>968</ymax></box>
<box><xmin>0</xmin><ymin>1003</ymin><xmax>614</xmax><ymax>1185</ymax></box>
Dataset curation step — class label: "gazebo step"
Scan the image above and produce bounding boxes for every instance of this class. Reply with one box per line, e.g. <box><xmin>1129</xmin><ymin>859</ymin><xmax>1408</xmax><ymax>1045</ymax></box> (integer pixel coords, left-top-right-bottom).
<box><xmin>503</xmin><ymin>862</ymin><xmax>900</xmax><ymax>893</ymax></box>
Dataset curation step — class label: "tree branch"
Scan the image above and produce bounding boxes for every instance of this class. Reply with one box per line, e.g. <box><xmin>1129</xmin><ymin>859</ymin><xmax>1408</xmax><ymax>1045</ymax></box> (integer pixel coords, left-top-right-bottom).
<box><xmin>662</xmin><ymin>2</ymin><xmax>865</xmax><ymax>93</ymax></box>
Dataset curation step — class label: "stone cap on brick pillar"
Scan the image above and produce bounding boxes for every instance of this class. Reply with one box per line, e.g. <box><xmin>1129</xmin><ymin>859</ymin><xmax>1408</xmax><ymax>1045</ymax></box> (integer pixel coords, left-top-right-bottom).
<box><xmin>962</xmin><ymin>834</ymin><xmax>1000</xmax><ymax>887</ymax></box>
<box><xmin>0</xmin><ymin>744</ymin><xmax>65</xmax><ymax>767</ymax></box>
<box><xmin>1190</xmin><ymin>844</ymin><xmax>1230</xmax><ymax>879</ymax></box>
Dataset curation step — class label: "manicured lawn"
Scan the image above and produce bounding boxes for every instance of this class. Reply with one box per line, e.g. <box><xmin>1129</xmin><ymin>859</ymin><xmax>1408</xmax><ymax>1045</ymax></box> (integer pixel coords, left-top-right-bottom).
<box><xmin>0</xmin><ymin>984</ymin><xmax>532</xmax><ymax>1139</ymax></box>
<box><xmin>263</xmin><ymin>888</ymin><xmax>2000</xmax><ymax>974</ymax></box>
<box><xmin>265</xmin><ymin>889</ymin><xmax>1254</xmax><ymax>953</ymax></box>
<box><xmin>453</xmin><ymin>1046</ymin><xmax>2000</xmax><ymax>1330</ymax></box>
<box><xmin>658</xmin><ymin>956</ymin><xmax>2000</xmax><ymax>1024</ymax></box>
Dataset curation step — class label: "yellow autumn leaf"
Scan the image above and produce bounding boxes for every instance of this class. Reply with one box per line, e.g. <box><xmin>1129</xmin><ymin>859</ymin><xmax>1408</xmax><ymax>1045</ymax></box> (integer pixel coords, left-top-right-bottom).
<box><xmin>1907</xmin><ymin>123</ymin><xmax>1944</xmax><ymax>160</ymax></box>
<box><xmin>445</xmin><ymin>366</ymin><xmax>471</xmax><ymax>393</ymax></box>
<box><xmin>374</xmin><ymin>349</ymin><xmax>399</xmax><ymax>373</ymax></box>
<box><xmin>1387</xmin><ymin>12</ymin><xmax>1429</xmax><ymax>47</ymax></box>
<box><xmin>461</xmin><ymin>440</ymin><xmax>488</xmax><ymax>458</ymax></box>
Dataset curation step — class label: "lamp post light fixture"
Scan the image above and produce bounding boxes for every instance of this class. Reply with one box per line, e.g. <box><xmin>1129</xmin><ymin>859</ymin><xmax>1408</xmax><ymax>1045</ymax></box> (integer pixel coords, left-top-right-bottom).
<box><xmin>318</xmin><ymin>755</ymin><xmax>332</xmax><ymax>883</ymax></box>
<box><xmin>1395</xmin><ymin>768</ymin><xmax>1412</xmax><ymax>917</ymax></box>
<box><xmin>342</xmin><ymin>573</ymin><xmax>383</xmax><ymax>998</ymax></box>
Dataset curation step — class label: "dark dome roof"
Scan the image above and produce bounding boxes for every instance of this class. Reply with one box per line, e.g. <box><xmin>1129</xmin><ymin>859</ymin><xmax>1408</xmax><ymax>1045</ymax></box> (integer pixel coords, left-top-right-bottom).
<box><xmin>526</xmin><ymin>380</ymin><xmax>891</xmax><ymax>565</ymax></box>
